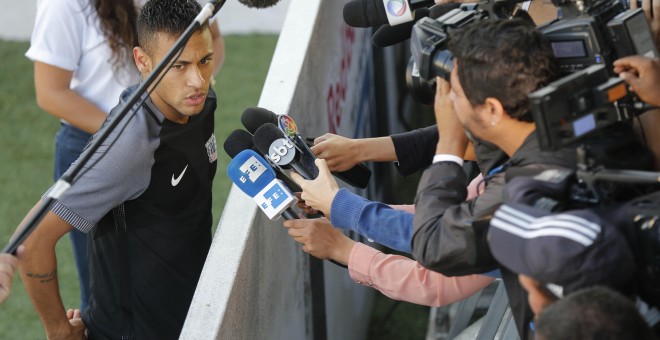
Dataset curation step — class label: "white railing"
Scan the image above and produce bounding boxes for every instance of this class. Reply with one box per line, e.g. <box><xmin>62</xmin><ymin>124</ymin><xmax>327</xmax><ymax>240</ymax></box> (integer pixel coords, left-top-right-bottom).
<box><xmin>181</xmin><ymin>0</ymin><xmax>377</xmax><ymax>338</ymax></box>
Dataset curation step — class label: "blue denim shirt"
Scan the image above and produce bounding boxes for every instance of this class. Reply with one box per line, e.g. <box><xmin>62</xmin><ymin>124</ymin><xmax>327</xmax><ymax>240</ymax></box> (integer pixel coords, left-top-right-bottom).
<box><xmin>330</xmin><ymin>188</ymin><xmax>414</xmax><ymax>253</ymax></box>
<box><xmin>330</xmin><ymin>188</ymin><xmax>502</xmax><ymax>278</ymax></box>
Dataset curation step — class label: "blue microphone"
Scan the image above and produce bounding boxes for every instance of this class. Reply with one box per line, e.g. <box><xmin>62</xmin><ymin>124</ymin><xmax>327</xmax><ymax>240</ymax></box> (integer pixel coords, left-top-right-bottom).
<box><xmin>228</xmin><ymin>149</ymin><xmax>299</xmax><ymax>220</ymax></box>
<box><xmin>228</xmin><ymin>149</ymin><xmax>349</xmax><ymax>269</ymax></box>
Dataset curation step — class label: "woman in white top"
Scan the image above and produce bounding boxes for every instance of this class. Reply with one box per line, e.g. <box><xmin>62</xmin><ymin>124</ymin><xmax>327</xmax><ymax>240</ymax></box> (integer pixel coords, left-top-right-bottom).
<box><xmin>26</xmin><ymin>0</ymin><xmax>224</xmax><ymax>313</ymax></box>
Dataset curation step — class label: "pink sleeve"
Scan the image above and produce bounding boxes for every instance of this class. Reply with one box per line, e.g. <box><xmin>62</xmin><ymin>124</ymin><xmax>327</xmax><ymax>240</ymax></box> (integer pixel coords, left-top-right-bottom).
<box><xmin>388</xmin><ymin>204</ymin><xmax>415</xmax><ymax>213</ymax></box>
<box><xmin>466</xmin><ymin>173</ymin><xmax>485</xmax><ymax>200</ymax></box>
<box><xmin>348</xmin><ymin>243</ymin><xmax>494</xmax><ymax>307</ymax></box>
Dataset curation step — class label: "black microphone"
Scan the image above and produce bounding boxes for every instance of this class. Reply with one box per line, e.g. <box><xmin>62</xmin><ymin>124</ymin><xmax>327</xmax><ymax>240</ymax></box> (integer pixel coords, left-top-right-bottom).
<box><xmin>241</xmin><ymin>107</ymin><xmax>278</xmax><ymax>135</ymax></box>
<box><xmin>343</xmin><ymin>0</ymin><xmax>435</xmax><ymax>28</ymax></box>
<box><xmin>223</xmin><ymin>129</ymin><xmax>303</xmax><ymax>192</ymax></box>
<box><xmin>371</xmin><ymin>3</ymin><xmax>460</xmax><ymax>47</ymax></box>
<box><xmin>372</xmin><ymin>8</ymin><xmax>429</xmax><ymax>47</ymax></box>
<box><xmin>236</xmin><ymin>0</ymin><xmax>282</xmax><ymax>8</ymax></box>
<box><xmin>253</xmin><ymin>124</ymin><xmax>317</xmax><ymax>180</ymax></box>
<box><xmin>242</xmin><ymin>107</ymin><xmax>372</xmax><ymax>188</ymax></box>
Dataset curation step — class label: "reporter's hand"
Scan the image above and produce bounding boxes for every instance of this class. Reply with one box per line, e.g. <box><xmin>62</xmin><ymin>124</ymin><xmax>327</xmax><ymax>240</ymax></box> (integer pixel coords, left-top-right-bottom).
<box><xmin>614</xmin><ymin>56</ymin><xmax>660</xmax><ymax>107</ymax></box>
<box><xmin>282</xmin><ymin>218</ymin><xmax>355</xmax><ymax>265</ymax></box>
<box><xmin>0</xmin><ymin>245</ymin><xmax>23</xmax><ymax>305</ymax></box>
<box><xmin>435</xmin><ymin>76</ymin><xmax>469</xmax><ymax>156</ymax></box>
<box><xmin>311</xmin><ymin>133</ymin><xmax>360</xmax><ymax>172</ymax></box>
<box><xmin>295</xmin><ymin>192</ymin><xmax>320</xmax><ymax>215</ymax></box>
<box><xmin>290</xmin><ymin>159</ymin><xmax>339</xmax><ymax>217</ymax></box>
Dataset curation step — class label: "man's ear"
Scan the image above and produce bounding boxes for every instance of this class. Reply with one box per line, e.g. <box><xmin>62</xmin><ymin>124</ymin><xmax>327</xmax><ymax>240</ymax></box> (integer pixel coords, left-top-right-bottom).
<box><xmin>133</xmin><ymin>46</ymin><xmax>151</xmax><ymax>76</ymax></box>
<box><xmin>482</xmin><ymin>97</ymin><xmax>505</xmax><ymax>127</ymax></box>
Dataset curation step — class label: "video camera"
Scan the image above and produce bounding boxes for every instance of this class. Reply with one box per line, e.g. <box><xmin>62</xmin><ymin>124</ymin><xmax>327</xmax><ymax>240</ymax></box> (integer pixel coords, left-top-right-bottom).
<box><xmin>404</xmin><ymin>0</ymin><xmax>659</xmax><ymax>190</ymax></box>
<box><xmin>540</xmin><ymin>0</ymin><xmax>657</xmax><ymax>75</ymax></box>
<box><xmin>530</xmin><ymin>0</ymin><xmax>658</xmax><ymax>151</ymax></box>
<box><xmin>405</xmin><ymin>3</ymin><xmax>492</xmax><ymax>105</ymax></box>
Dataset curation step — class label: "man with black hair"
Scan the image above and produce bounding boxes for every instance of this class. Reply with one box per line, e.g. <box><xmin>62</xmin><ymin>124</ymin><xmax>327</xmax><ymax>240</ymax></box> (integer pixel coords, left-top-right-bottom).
<box><xmin>410</xmin><ymin>19</ymin><xmax>577</xmax><ymax>339</ymax></box>
<box><xmin>536</xmin><ymin>286</ymin><xmax>657</xmax><ymax>340</ymax></box>
<box><xmin>17</xmin><ymin>0</ymin><xmax>217</xmax><ymax>338</ymax></box>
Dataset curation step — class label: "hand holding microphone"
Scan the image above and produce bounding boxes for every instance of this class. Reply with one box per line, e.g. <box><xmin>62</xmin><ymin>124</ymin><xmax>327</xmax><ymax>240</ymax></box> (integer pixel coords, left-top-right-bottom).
<box><xmin>282</xmin><ymin>218</ymin><xmax>356</xmax><ymax>266</ymax></box>
<box><xmin>290</xmin><ymin>159</ymin><xmax>340</xmax><ymax>218</ymax></box>
<box><xmin>311</xmin><ymin>133</ymin><xmax>364</xmax><ymax>172</ymax></box>
<box><xmin>295</xmin><ymin>192</ymin><xmax>321</xmax><ymax>215</ymax></box>
<box><xmin>227</xmin><ymin>150</ymin><xmax>348</xmax><ymax>268</ymax></box>
<box><xmin>242</xmin><ymin>107</ymin><xmax>372</xmax><ymax>188</ymax></box>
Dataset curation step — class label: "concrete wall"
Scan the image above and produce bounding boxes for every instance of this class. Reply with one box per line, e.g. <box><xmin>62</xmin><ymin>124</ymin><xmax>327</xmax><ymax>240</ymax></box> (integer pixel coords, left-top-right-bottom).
<box><xmin>0</xmin><ymin>0</ymin><xmax>291</xmax><ymax>41</ymax></box>
<box><xmin>181</xmin><ymin>0</ymin><xmax>377</xmax><ymax>339</ymax></box>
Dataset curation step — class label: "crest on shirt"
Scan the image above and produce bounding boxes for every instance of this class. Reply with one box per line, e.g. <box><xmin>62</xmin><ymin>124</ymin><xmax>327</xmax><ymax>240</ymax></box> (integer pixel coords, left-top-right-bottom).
<box><xmin>205</xmin><ymin>133</ymin><xmax>218</xmax><ymax>163</ymax></box>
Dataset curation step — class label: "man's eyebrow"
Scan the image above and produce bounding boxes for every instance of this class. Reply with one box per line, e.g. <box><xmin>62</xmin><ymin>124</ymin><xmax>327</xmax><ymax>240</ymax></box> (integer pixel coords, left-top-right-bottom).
<box><xmin>174</xmin><ymin>52</ymin><xmax>215</xmax><ymax>65</ymax></box>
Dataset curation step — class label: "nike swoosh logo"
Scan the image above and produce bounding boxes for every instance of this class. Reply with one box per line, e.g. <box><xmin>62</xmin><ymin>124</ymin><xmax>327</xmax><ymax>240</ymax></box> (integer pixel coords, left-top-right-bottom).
<box><xmin>171</xmin><ymin>165</ymin><xmax>188</xmax><ymax>187</ymax></box>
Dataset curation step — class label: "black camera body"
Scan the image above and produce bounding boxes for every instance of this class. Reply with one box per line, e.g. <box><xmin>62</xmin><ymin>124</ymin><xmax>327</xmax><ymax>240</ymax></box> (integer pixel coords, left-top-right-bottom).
<box><xmin>530</xmin><ymin>0</ymin><xmax>658</xmax><ymax>152</ymax></box>
<box><xmin>406</xmin><ymin>4</ymin><xmax>490</xmax><ymax>105</ymax></box>
<box><xmin>528</xmin><ymin>64</ymin><xmax>633</xmax><ymax>151</ymax></box>
<box><xmin>539</xmin><ymin>2</ymin><xmax>658</xmax><ymax>76</ymax></box>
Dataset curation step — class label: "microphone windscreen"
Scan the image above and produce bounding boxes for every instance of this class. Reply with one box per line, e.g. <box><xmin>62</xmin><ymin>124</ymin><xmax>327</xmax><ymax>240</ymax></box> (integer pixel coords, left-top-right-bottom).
<box><xmin>253</xmin><ymin>123</ymin><xmax>286</xmax><ymax>156</ymax></box>
<box><xmin>372</xmin><ymin>21</ymin><xmax>416</xmax><ymax>47</ymax></box>
<box><xmin>343</xmin><ymin>0</ymin><xmax>388</xmax><ymax>28</ymax></box>
<box><xmin>223</xmin><ymin>129</ymin><xmax>254</xmax><ymax>158</ymax></box>
<box><xmin>372</xmin><ymin>5</ymin><xmax>458</xmax><ymax>47</ymax></box>
<box><xmin>237</xmin><ymin>0</ymin><xmax>281</xmax><ymax>8</ymax></box>
<box><xmin>241</xmin><ymin>107</ymin><xmax>279</xmax><ymax>134</ymax></box>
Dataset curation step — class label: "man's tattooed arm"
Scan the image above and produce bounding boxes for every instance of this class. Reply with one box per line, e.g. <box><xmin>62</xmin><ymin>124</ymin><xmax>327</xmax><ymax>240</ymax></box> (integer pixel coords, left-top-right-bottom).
<box><xmin>26</xmin><ymin>270</ymin><xmax>56</xmax><ymax>284</ymax></box>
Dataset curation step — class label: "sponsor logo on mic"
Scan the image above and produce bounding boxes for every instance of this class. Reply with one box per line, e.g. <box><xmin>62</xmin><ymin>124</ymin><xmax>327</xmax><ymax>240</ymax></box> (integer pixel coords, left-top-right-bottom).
<box><xmin>239</xmin><ymin>156</ymin><xmax>267</xmax><ymax>183</ymax></box>
<box><xmin>386</xmin><ymin>0</ymin><xmax>407</xmax><ymax>17</ymax></box>
<box><xmin>278</xmin><ymin>115</ymin><xmax>298</xmax><ymax>137</ymax></box>
<box><xmin>268</xmin><ymin>138</ymin><xmax>296</xmax><ymax>165</ymax></box>
<box><xmin>253</xmin><ymin>180</ymin><xmax>297</xmax><ymax>220</ymax></box>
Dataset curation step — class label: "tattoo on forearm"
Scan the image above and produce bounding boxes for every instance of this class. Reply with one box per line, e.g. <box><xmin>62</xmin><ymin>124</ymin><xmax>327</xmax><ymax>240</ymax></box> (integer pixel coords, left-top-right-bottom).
<box><xmin>26</xmin><ymin>270</ymin><xmax>57</xmax><ymax>284</ymax></box>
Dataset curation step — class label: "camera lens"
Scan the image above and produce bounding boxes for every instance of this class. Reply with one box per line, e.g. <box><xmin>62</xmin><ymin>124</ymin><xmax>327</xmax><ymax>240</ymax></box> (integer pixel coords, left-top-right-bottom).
<box><xmin>433</xmin><ymin>50</ymin><xmax>454</xmax><ymax>81</ymax></box>
<box><xmin>406</xmin><ymin>57</ymin><xmax>437</xmax><ymax>106</ymax></box>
